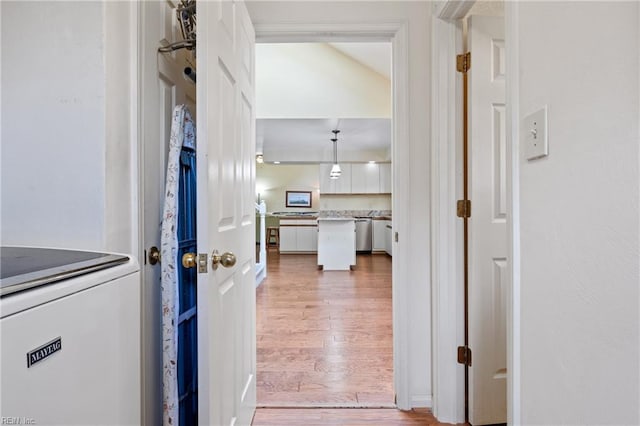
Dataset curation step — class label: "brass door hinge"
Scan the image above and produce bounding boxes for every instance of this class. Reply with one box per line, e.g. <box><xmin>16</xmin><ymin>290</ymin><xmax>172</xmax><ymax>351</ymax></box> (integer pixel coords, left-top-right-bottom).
<box><xmin>458</xmin><ymin>345</ymin><xmax>472</xmax><ymax>366</ymax></box>
<box><xmin>456</xmin><ymin>52</ymin><xmax>471</xmax><ymax>73</ymax></box>
<box><xmin>457</xmin><ymin>199</ymin><xmax>471</xmax><ymax>218</ymax></box>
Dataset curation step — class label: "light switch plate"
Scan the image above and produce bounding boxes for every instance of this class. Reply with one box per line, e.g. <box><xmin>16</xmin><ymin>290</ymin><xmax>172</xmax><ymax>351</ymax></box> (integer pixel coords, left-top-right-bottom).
<box><xmin>523</xmin><ymin>106</ymin><xmax>548</xmax><ymax>161</ymax></box>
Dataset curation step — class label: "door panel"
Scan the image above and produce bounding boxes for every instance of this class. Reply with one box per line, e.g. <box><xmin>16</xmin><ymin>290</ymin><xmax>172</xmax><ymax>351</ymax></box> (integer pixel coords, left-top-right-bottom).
<box><xmin>141</xmin><ymin>1</ymin><xmax>196</xmax><ymax>424</ymax></box>
<box><xmin>197</xmin><ymin>1</ymin><xmax>256</xmax><ymax>425</ymax></box>
<box><xmin>468</xmin><ymin>15</ymin><xmax>507</xmax><ymax>426</ymax></box>
<box><xmin>217</xmin><ymin>63</ymin><xmax>238</xmax><ymax>230</ymax></box>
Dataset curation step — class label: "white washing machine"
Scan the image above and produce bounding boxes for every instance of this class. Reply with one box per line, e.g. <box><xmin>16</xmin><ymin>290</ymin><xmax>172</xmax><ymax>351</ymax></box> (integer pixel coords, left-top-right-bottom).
<box><xmin>0</xmin><ymin>247</ymin><xmax>141</xmax><ymax>425</ymax></box>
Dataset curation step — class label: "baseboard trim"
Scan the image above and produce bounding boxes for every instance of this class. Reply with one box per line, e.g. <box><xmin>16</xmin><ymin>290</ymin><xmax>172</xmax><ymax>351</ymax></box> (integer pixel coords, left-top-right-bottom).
<box><xmin>411</xmin><ymin>395</ymin><xmax>432</xmax><ymax>408</ymax></box>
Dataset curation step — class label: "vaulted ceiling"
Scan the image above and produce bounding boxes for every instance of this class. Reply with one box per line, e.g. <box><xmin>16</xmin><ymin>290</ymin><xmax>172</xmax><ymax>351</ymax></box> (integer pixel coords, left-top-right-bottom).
<box><xmin>256</xmin><ymin>42</ymin><xmax>392</xmax><ymax>163</ymax></box>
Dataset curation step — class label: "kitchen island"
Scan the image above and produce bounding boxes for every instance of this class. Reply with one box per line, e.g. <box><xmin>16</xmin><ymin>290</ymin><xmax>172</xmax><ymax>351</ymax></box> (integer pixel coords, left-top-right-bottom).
<box><xmin>317</xmin><ymin>217</ymin><xmax>356</xmax><ymax>270</ymax></box>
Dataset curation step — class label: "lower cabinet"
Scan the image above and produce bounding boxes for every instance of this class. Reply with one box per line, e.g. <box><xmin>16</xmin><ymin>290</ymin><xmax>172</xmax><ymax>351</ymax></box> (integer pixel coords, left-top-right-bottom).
<box><xmin>279</xmin><ymin>227</ymin><xmax>297</xmax><ymax>252</ymax></box>
<box><xmin>296</xmin><ymin>227</ymin><xmax>318</xmax><ymax>252</ymax></box>
<box><xmin>384</xmin><ymin>221</ymin><xmax>393</xmax><ymax>256</ymax></box>
<box><xmin>279</xmin><ymin>225</ymin><xmax>318</xmax><ymax>253</ymax></box>
<box><xmin>372</xmin><ymin>220</ymin><xmax>387</xmax><ymax>252</ymax></box>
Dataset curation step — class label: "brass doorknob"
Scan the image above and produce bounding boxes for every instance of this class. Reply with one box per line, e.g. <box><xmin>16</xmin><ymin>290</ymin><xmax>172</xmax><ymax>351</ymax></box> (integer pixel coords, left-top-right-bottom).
<box><xmin>182</xmin><ymin>252</ymin><xmax>197</xmax><ymax>268</ymax></box>
<box><xmin>211</xmin><ymin>250</ymin><xmax>236</xmax><ymax>270</ymax></box>
<box><xmin>148</xmin><ymin>246</ymin><xmax>161</xmax><ymax>265</ymax></box>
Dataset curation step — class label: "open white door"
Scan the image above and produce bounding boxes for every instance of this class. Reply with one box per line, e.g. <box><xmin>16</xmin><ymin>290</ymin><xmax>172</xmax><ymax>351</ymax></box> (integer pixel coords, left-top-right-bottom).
<box><xmin>197</xmin><ymin>1</ymin><xmax>256</xmax><ymax>425</ymax></box>
<box><xmin>468</xmin><ymin>15</ymin><xmax>507</xmax><ymax>425</ymax></box>
<box><xmin>140</xmin><ymin>1</ymin><xmax>196</xmax><ymax>423</ymax></box>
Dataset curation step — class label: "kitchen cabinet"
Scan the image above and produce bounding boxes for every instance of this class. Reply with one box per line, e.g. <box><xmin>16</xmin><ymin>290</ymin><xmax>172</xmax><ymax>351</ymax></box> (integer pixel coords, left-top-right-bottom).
<box><xmin>279</xmin><ymin>219</ymin><xmax>318</xmax><ymax>253</ymax></box>
<box><xmin>351</xmin><ymin>163</ymin><xmax>380</xmax><ymax>194</ymax></box>
<box><xmin>278</xmin><ymin>226</ymin><xmax>297</xmax><ymax>252</ymax></box>
<box><xmin>296</xmin><ymin>226</ymin><xmax>318</xmax><ymax>252</ymax></box>
<box><xmin>319</xmin><ymin>164</ymin><xmax>352</xmax><ymax>194</ymax></box>
<box><xmin>379</xmin><ymin>163</ymin><xmax>392</xmax><ymax>193</ymax></box>
<box><xmin>319</xmin><ymin>163</ymin><xmax>391</xmax><ymax>194</ymax></box>
<box><xmin>317</xmin><ymin>218</ymin><xmax>356</xmax><ymax>270</ymax></box>
<box><xmin>384</xmin><ymin>220</ymin><xmax>393</xmax><ymax>256</ymax></box>
<box><xmin>372</xmin><ymin>220</ymin><xmax>387</xmax><ymax>252</ymax></box>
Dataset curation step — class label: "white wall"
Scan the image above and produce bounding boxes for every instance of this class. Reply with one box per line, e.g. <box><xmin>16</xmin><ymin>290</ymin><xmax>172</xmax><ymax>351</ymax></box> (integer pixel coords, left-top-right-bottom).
<box><xmin>104</xmin><ymin>1</ymin><xmax>136</xmax><ymax>255</ymax></box>
<box><xmin>248</xmin><ymin>1</ymin><xmax>432</xmax><ymax>408</ymax></box>
<box><xmin>1</xmin><ymin>1</ymin><xmax>105</xmax><ymax>250</ymax></box>
<box><xmin>0</xmin><ymin>1</ymin><xmax>136</xmax><ymax>255</ymax></box>
<box><xmin>256</xmin><ymin>163</ymin><xmax>391</xmax><ymax>212</ymax></box>
<box><xmin>256</xmin><ymin>43</ymin><xmax>391</xmax><ymax>118</ymax></box>
<box><xmin>516</xmin><ymin>2</ymin><xmax>639</xmax><ymax>424</ymax></box>
<box><xmin>256</xmin><ymin>164</ymin><xmax>320</xmax><ymax>212</ymax></box>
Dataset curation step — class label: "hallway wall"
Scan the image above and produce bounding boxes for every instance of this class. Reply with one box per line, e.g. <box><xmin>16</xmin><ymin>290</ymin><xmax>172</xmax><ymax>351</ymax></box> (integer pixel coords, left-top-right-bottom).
<box><xmin>0</xmin><ymin>1</ymin><xmax>136</xmax><ymax>255</ymax></box>
<box><xmin>516</xmin><ymin>2</ymin><xmax>639</xmax><ymax>423</ymax></box>
<box><xmin>1</xmin><ymin>1</ymin><xmax>106</xmax><ymax>249</ymax></box>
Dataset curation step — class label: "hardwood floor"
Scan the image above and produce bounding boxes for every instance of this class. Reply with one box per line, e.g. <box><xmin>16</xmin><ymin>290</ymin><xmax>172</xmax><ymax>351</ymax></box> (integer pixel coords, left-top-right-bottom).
<box><xmin>252</xmin><ymin>408</ymin><xmax>449</xmax><ymax>425</ymax></box>
<box><xmin>256</xmin><ymin>250</ymin><xmax>394</xmax><ymax>407</ymax></box>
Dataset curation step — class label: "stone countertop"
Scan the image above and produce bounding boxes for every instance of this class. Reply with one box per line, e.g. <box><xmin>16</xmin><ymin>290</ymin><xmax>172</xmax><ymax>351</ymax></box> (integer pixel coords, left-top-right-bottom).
<box><xmin>317</xmin><ymin>217</ymin><xmax>355</xmax><ymax>221</ymax></box>
<box><xmin>319</xmin><ymin>210</ymin><xmax>391</xmax><ymax>219</ymax></box>
<box><xmin>371</xmin><ymin>216</ymin><xmax>392</xmax><ymax>220</ymax></box>
<box><xmin>273</xmin><ymin>215</ymin><xmax>318</xmax><ymax>220</ymax></box>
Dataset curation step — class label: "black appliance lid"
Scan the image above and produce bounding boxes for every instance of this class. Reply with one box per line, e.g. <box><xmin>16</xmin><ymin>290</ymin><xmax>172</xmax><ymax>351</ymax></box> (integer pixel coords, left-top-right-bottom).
<box><xmin>1</xmin><ymin>247</ymin><xmax>129</xmax><ymax>297</ymax></box>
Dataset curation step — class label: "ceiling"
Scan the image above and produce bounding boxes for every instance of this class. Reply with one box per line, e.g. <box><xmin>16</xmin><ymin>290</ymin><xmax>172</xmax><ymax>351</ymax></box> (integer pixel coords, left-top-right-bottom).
<box><xmin>257</xmin><ymin>118</ymin><xmax>391</xmax><ymax>156</ymax></box>
<box><xmin>257</xmin><ymin>43</ymin><xmax>392</xmax><ymax>163</ymax></box>
<box><xmin>329</xmin><ymin>42</ymin><xmax>391</xmax><ymax>79</ymax></box>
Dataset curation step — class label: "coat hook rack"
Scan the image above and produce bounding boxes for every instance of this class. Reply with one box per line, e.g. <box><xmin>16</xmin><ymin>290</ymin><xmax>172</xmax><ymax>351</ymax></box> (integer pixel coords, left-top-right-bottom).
<box><xmin>158</xmin><ymin>0</ymin><xmax>196</xmax><ymax>53</ymax></box>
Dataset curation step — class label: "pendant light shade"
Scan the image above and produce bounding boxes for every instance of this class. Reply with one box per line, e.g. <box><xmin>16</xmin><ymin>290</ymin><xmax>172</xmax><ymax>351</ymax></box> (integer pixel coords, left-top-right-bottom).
<box><xmin>330</xmin><ymin>130</ymin><xmax>341</xmax><ymax>179</ymax></box>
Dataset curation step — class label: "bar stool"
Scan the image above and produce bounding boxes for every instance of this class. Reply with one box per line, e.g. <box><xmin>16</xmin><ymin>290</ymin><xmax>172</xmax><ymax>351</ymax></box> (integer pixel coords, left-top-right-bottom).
<box><xmin>266</xmin><ymin>227</ymin><xmax>279</xmax><ymax>247</ymax></box>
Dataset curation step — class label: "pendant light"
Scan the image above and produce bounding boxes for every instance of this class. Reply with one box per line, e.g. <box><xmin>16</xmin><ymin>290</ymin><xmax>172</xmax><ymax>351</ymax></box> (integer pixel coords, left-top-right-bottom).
<box><xmin>330</xmin><ymin>129</ymin><xmax>341</xmax><ymax>179</ymax></box>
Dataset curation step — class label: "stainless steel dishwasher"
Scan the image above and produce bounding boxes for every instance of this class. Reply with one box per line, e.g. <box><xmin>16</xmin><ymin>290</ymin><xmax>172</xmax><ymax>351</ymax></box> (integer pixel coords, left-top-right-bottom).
<box><xmin>355</xmin><ymin>218</ymin><xmax>372</xmax><ymax>252</ymax></box>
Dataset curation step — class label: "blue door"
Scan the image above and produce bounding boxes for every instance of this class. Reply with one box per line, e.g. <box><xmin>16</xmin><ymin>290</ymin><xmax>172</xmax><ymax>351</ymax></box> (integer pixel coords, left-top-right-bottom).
<box><xmin>177</xmin><ymin>146</ymin><xmax>197</xmax><ymax>425</ymax></box>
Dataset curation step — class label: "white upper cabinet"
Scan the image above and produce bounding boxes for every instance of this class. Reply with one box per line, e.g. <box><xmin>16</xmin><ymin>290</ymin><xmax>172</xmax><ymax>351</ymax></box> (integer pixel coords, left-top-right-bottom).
<box><xmin>379</xmin><ymin>163</ymin><xmax>391</xmax><ymax>193</ymax></box>
<box><xmin>351</xmin><ymin>163</ymin><xmax>380</xmax><ymax>193</ymax></box>
<box><xmin>319</xmin><ymin>163</ymin><xmax>352</xmax><ymax>194</ymax></box>
<box><xmin>334</xmin><ymin>164</ymin><xmax>352</xmax><ymax>194</ymax></box>
<box><xmin>319</xmin><ymin>163</ymin><xmax>390</xmax><ymax>194</ymax></box>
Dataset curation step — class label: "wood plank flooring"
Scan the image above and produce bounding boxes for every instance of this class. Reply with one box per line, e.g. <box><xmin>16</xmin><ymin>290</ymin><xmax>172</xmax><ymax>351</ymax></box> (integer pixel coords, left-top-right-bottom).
<box><xmin>256</xmin><ymin>250</ymin><xmax>394</xmax><ymax>407</ymax></box>
<box><xmin>252</xmin><ymin>408</ymin><xmax>449</xmax><ymax>425</ymax></box>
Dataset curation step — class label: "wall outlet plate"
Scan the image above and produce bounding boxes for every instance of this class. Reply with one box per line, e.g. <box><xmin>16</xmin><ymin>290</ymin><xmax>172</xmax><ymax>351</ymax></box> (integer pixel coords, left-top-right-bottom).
<box><xmin>523</xmin><ymin>106</ymin><xmax>548</xmax><ymax>161</ymax></box>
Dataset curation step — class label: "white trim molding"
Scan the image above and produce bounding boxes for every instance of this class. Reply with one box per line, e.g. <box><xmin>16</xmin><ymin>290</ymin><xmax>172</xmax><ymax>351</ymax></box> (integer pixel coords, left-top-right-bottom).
<box><xmin>504</xmin><ymin>2</ymin><xmax>522</xmax><ymax>424</ymax></box>
<box><xmin>253</xmin><ymin>20</ymin><xmax>414</xmax><ymax>411</ymax></box>
<box><xmin>411</xmin><ymin>395</ymin><xmax>433</xmax><ymax>409</ymax></box>
<box><xmin>430</xmin><ymin>4</ymin><xmax>465</xmax><ymax>423</ymax></box>
<box><xmin>434</xmin><ymin>0</ymin><xmax>476</xmax><ymax>21</ymax></box>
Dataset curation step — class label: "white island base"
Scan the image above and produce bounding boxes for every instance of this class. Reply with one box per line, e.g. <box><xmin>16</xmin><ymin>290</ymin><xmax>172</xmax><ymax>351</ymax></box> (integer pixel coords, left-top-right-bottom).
<box><xmin>317</xmin><ymin>218</ymin><xmax>356</xmax><ymax>271</ymax></box>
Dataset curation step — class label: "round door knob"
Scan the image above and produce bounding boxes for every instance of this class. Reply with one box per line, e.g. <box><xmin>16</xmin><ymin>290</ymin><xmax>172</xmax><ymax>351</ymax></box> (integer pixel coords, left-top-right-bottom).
<box><xmin>148</xmin><ymin>246</ymin><xmax>161</xmax><ymax>265</ymax></box>
<box><xmin>211</xmin><ymin>250</ymin><xmax>237</xmax><ymax>270</ymax></box>
<box><xmin>182</xmin><ymin>252</ymin><xmax>197</xmax><ymax>268</ymax></box>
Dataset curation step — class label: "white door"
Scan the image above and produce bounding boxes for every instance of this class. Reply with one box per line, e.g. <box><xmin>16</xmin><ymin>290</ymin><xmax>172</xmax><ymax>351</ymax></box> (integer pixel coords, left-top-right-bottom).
<box><xmin>197</xmin><ymin>1</ymin><xmax>256</xmax><ymax>425</ymax></box>
<box><xmin>468</xmin><ymin>15</ymin><xmax>507</xmax><ymax>425</ymax></box>
<box><xmin>140</xmin><ymin>1</ymin><xmax>196</xmax><ymax>424</ymax></box>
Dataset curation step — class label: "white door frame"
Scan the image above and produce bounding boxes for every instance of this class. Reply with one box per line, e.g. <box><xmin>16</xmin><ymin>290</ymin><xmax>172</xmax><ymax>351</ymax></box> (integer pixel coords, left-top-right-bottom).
<box><xmin>430</xmin><ymin>1</ymin><xmax>521</xmax><ymax>424</ymax></box>
<box><xmin>253</xmin><ymin>22</ymin><xmax>412</xmax><ymax>410</ymax></box>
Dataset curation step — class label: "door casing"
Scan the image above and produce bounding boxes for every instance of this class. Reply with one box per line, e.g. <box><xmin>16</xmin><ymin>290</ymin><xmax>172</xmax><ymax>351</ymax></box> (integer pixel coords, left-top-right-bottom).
<box><xmin>253</xmin><ymin>21</ymin><xmax>412</xmax><ymax>409</ymax></box>
<box><xmin>431</xmin><ymin>1</ymin><xmax>521</xmax><ymax>424</ymax></box>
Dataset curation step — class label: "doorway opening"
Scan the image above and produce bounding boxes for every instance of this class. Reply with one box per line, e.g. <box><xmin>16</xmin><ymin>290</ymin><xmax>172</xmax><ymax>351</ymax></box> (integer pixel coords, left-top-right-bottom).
<box><xmin>253</xmin><ymin>41</ymin><xmax>395</xmax><ymax>408</ymax></box>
